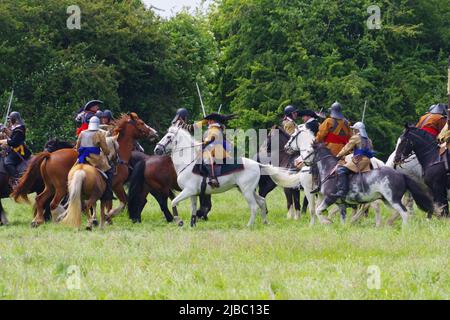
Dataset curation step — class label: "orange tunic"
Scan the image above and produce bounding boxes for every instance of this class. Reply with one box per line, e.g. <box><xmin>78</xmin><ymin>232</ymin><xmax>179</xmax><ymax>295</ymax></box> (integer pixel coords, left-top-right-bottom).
<box><xmin>416</xmin><ymin>113</ymin><xmax>446</xmax><ymax>137</ymax></box>
<box><xmin>316</xmin><ymin>118</ymin><xmax>351</xmax><ymax>156</ymax></box>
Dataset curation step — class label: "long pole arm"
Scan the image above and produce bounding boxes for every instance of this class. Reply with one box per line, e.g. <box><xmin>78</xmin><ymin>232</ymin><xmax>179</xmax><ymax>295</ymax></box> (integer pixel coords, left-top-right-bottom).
<box><xmin>4</xmin><ymin>89</ymin><xmax>14</xmax><ymax>126</ymax></box>
<box><xmin>447</xmin><ymin>55</ymin><xmax>450</xmax><ymax>127</ymax></box>
<box><xmin>196</xmin><ymin>82</ymin><xmax>207</xmax><ymax>117</ymax></box>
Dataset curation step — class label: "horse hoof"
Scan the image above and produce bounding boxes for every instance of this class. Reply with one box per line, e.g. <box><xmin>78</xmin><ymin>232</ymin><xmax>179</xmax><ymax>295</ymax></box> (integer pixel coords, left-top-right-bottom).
<box><xmin>30</xmin><ymin>221</ymin><xmax>41</xmax><ymax>228</ymax></box>
<box><xmin>190</xmin><ymin>217</ymin><xmax>197</xmax><ymax>227</ymax></box>
<box><xmin>178</xmin><ymin>220</ymin><xmax>184</xmax><ymax>227</ymax></box>
<box><xmin>92</xmin><ymin>219</ymin><xmax>99</xmax><ymax>227</ymax></box>
<box><xmin>320</xmin><ymin>218</ymin><xmax>332</xmax><ymax>225</ymax></box>
<box><xmin>86</xmin><ymin>226</ymin><xmax>92</xmax><ymax>231</ymax></box>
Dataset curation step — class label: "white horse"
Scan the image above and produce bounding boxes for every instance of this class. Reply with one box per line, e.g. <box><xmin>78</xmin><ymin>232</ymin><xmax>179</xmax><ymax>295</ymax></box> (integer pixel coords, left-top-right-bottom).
<box><xmin>284</xmin><ymin>125</ymin><xmax>385</xmax><ymax>226</ymax></box>
<box><xmin>154</xmin><ymin>125</ymin><xmax>303</xmax><ymax>227</ymax></box>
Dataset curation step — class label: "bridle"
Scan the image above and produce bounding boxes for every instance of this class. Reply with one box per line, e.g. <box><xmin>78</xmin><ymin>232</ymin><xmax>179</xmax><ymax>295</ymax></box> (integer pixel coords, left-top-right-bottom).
<box><xmin>396</xmin><ymin>131</ymin><xmax>438</xmax><ymax>165</ymax></box>
<box><xmin>286</xmin><ymin>128</ymin><xmax>315</xmax><ymax>165</ymax></box>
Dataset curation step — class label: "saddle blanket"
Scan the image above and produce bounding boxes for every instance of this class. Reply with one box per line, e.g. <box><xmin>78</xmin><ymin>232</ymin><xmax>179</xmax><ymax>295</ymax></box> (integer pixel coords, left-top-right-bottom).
<box><xmin>192</xmin><ymin>162</ymin><xmax>245</xmax><ymax>177</ymax></box>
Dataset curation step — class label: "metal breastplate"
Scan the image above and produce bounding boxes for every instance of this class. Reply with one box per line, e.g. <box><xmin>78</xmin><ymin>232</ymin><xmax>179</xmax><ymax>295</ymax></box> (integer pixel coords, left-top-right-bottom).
<box><xmin>80</xmin><ymin>131</ymin><xmax>97</xmax><ymax>148</ymax></box>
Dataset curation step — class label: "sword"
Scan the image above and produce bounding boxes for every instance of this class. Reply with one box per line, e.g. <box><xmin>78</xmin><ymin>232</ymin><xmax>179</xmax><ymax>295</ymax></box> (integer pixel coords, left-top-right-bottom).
<box><xmin>4</xmin><ymin>89</ymin><xmax>14</xmax><ymax>126</ymax></box>
<box><xmin>196</xmin><ymin>82</ymin><xmax>207</xmax><ymax>117</ymax></box>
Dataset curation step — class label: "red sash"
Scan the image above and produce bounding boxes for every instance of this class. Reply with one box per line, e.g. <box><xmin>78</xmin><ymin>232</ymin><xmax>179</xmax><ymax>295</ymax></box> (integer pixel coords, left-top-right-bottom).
<box><xmin>421</xmin><ymin>127</ymin><xmax>438</xmax><ymax>137</ymax></box>
<box><xmin>324</xmin><ymin>133</ymin><xmax>349</xmax><ymax>145</ymax></box>
<box><xmin>76</xmin><ymin>123</ymin><xmax>89</xmax><ymax>136</ymax></box>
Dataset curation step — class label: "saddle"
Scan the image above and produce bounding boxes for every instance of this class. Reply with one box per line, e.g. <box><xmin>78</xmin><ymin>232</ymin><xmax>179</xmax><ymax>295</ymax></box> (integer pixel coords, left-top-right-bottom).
<box><xmin>192</xmin><ymin>158</ymin><xmax>245</xmax><ymax>177</ymax></box>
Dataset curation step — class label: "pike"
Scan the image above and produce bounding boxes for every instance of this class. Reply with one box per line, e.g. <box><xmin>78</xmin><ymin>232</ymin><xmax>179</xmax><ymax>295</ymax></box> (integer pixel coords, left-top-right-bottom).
<box><xmin>447</xmin><ymin>55</ymin><xmax>450</xmax><ymax>127</ymax></box>
<box><xmin>218</xmin><ymin>104</ymin><xmax>223</xmax><ymax>114</ymax></box>
<box><xmin>362</xmin><ymin>100</ymin><xmax>368</xmax><ymax>123</ymax></box>
<box><xmin>195</xmin><ymin>82</ymin><xmax>207</xmax><ymax>117</ymax></box>
<box><xmin>4</xmin><ymin>88</ymin><xmax>14</xmax><ymax>126</ymax></box>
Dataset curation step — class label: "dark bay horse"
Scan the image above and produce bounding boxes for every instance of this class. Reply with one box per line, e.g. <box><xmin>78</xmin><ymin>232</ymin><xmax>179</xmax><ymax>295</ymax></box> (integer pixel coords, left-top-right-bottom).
<box><xmin>311</xmin><ymin>143</ymin><xmax>434</xmax><ymax>226</ymax></box>
<box><xmin>127</xmin><ymin>152</ymin><xmax>211</xmax><ymax>225</ymax></box>
<box><xmin>394</xmin><ymin>125</ymin><xmax>449</xmax><ymax>218</ymax></box>
<box><xmin>2</xmin><ymin>139</ymin><xmax>74</xmax><ymax>225</ymax></box>
<box><xmin>12</xmin><ymin>113</ymin><xmax>157</xmax><ymax>227</ymax></box>
<box><xmin>257</xmin><ymin>125</ymin><xmax>307</xmax><ymax>219</ymax></box>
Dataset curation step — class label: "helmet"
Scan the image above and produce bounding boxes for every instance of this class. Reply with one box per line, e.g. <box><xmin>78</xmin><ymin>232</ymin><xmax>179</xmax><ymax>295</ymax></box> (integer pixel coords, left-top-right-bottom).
<box><xmin>172</xmin><ymin>108</ymin><xmax>189</xmax><ymax>124</ymax></box>
<box><xmin>350</xmin><ymin>122</ymin><xmax>368</xmax><ymax>138</ymax></box>
<box><xmin>284</xmin><ymin>105</ymin><xmax>298</xmax><ymax>117</ymax></box>
<box><xmin>329</xmin><ymin>101</ymin><xmax>344</xmax><ymax>119</ymax></box>
<box><xmin>8</xmin><ymin>111</ymin><xmax>24</xmax><ymax>125</ymax></box>
<box><xmin>87</xmin><ymin>116</ymin><xmax>100</xmax><ymax>131</ymax></box>
<box><xmin>101</xmin><ymin>109</ymin><xmax>113</xmax><ymax>120</ymax></box>
<box><xmin>429</xmin><ymin>103</ymin><xmax>447</xmax><ymax>116</ymax></box>
<box><xmin>95</xmin><ymin>110</ymin><xmax>103</xmax><ymax>118</ymax></box>
<box><xmin>84</xmin><ymin>100</ymin><xmax>103</xmax><ymax>111</ymax></box>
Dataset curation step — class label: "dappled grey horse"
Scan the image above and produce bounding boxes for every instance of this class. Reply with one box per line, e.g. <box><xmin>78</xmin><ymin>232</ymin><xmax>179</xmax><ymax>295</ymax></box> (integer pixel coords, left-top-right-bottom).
<box><xmin>306</xmin><ymin>143</ymin><xmax>434</xmax><ymax>226</ymax></box>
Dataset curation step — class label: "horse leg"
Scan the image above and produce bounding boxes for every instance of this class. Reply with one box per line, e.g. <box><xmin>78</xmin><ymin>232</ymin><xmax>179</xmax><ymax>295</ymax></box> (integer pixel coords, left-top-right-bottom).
<box><xmin>339</xmin><ymin>204</ymin><xmax>347</xmax><ymax>224</ymax></box>
<box><xmin>50</xmin><ymin>188</ymin><xmax>68</xmax><ymax>222</ymax></box>
<box><xmin>33</xmin><ymin>187</ymin><xmax>54</xmax><ymax>227</ymax></box>
<box><xmin>152</xmin><ymin>191</ymin><xmax>174</xmax><ymax>223</ymax></box>
<box><xmin>293</xmin><ymin>188</ymin><xmax>301</xmax><ymax>220</ymax></box>
<box><xmin>190</xmin><ymin>196</ymin><xmax>198</xmax><ymax>227</ymax></box>
<box><xmin>254</xmin><ymin>192</ymin><xmax>268</xmax><ymax>224</ymax></box>
<box><xmin>374</xmin><ymin>201</ymin><xmax>382</xmax><ymax>227</ymax></box>
<box><xmin>107</xmin><ymin>184</ymin><xmax>127</xmax><ymax>219</ymax></box>
<box><xmin>403</xmin><ymin>191</ymin><xmax>414</xmax><ymax>216</ymax></box>
<box><xmin>169</xmin><ymin>192</ymin><xmax>183</xmax><ymax>227</ymax></box>
<box><xmin>171</xmin><ymin>189</ymin><xmax>196</xmax><ymax>226</ymax></box>
<box><xmin>100</xmin><ymin>201</ymin><xmax>106</xmax><ymax>229</ymax></box>
<box><xmin>243</xmin><ymin>189</ymin><xmax>260</xmax><ymax>227</ymax></box>
<box><xmin>304</xmin><ymin>191</ymin><xmax>316</xmax><ymax>226</ymax></box>
<box><xmin>284</xmin><ymin>188</ymin><xmax>294</xmax><ymax>219</ymax></box>
<box><xmin>351</xmin><ymin>204</ymin><xmax>368</xmax><ymax>224</ymax></box>
<box><xmin>315</xmin><ymin>197</ymin><xmax>334</xmax><ymax>224</ymax></box>
<box><xmin>301</xmin><ymin>194</ymin><xmax>308</xmax><ymax>215</ymax></box>
<box><xmin>0</xmin><ymin>200</ymin><xmax>8</xmax><ymax>226</ymax></box>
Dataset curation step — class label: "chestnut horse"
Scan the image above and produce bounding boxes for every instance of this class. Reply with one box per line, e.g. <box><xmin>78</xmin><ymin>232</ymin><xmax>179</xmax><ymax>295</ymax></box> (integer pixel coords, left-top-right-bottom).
<box><xmin>60</xmin><ymin>164</ymin><xmax>108</xmax><ymax>229</ymax></box>
<box><xmin>13</xmin><ymin>113</ymin><xmax>157</xmax><ymax>227</ymax></box>
<box><xmin>128</xmin><ymin>152</ymin><xmax>212</xmax><ymax>225</ymax></box>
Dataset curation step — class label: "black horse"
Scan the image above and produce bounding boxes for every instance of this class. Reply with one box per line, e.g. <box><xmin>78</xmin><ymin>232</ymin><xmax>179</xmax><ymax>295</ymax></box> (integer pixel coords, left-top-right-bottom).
<box><xmin>256</xmin><ymin>126</ymin><xmax>308</xmax><ymax>218</ymax></box>
<box><xmin>394</xmin><ymin>125</ymin><xmax>449</xmax><ymax>218</ymax></box>
<box><xmin>1</xmin><ymin>139</ymin><xmax>75</xmax><ymax>225</ymax></box>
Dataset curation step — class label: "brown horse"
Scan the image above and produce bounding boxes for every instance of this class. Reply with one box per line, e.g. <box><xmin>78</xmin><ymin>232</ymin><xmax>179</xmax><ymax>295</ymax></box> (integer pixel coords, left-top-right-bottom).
<box><xmin>13</xmin><ymin>113</ymin><xmax>157</xmax><ymax>227</ymax></box>
<box><xmin>60</xmin><ymin>164</ymin><xmax>107</xmax><ymax>229</ymax></box>
<box><xmin>127</xmin><ymin>154</ymin><xmax>212</xmax><ymax>225</ymax></box>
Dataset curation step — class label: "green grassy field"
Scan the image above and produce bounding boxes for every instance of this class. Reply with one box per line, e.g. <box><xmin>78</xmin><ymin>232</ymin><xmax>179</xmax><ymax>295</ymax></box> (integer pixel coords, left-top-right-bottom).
<box><xmin>0</xmin><ymin>188</ymin><xmax>448</xmax><ymax>300</ymax></box>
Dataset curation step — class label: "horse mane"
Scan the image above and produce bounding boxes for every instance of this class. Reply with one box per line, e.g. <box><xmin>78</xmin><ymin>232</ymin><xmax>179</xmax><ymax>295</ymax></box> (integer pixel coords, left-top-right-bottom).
<box><xmin>112</xmin><ymin>114</ymin><xmax>130</xmax><ymax>137</ymax></box>
<box><xmin>407</xmin><ymin>126</ymin><xmax>437</xmax><ymax>144</ymax></box>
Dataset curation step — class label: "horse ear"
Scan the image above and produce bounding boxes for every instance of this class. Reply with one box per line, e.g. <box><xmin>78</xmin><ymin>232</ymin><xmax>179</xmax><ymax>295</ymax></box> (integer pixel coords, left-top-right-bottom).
<box><xmin>404</xmin><ymin>123</ymin><xmax>410</xmax><ymax>130</ymax></box>
<box><xmin>130</xmin><ymin>112</ymin><xmax>139</xmax><ymax>121</ymax></box>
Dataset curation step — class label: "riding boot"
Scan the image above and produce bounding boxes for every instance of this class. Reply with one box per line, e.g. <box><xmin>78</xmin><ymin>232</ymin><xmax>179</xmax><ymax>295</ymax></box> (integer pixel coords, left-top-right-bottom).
<box><xmin>310</xmin><ymin>166</ymin><xmax>321</xmax><ymax>194</ymax></box>
<box><xmin>207</xmin><ymin>163</ymin><xmax>220</xmax><ymax>188</ymax></box>
<box><xmin>101</xmin><ymin>169</ymin><xmax>114</xmax><ymax>201</ymax></box>
<box><xmin>330</xmin><ymin>167</ymin><xmax>350</xmax><ymax>199</ymax></box>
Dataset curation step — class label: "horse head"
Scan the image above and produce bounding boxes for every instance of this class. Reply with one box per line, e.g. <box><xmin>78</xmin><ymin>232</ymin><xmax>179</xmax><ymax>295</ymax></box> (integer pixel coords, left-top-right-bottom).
<box><xmin>394</xmin><ymin>124</ymin><xmax>416</xmax><ymax>165</ymax></box>
<box><xmin>113</xmin><ymin>113</ymin><xmax>158</xmax><ymax>142</ymax></box>
<box><xmin>284</xmin><ymin>125</ymin><xmax>315</xmax><ymax>164</ymax></box>
<box><xmin>154</xmin><ymin>124</ymin><xmax>182</xmax><ymax>156</ymax></box>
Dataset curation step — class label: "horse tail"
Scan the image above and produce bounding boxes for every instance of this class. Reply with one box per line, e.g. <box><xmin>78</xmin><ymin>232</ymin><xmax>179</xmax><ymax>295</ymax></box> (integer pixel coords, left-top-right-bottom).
<box><xmin>61</xmin><ymin>169</ymin><xmax>86</xmax><ymax>228</ymax></box>
<box><xmin>128</xmin><ymin>159</ymin><xmax>146</xmax><ymax>222</ymax></box>
<box><xmin>404</xmin><ymin>175</ymin><xmax>433</xmax><ymax>214</ymax></box>
<box><xmin>11</xmin><ymin>152</ymin><xmax>50</xmax><ymax>203</ymax></box>
<box><xmin>259</xmin><ymin>164</ymin><xmax>301</xmax><ymax>188</ymax></box>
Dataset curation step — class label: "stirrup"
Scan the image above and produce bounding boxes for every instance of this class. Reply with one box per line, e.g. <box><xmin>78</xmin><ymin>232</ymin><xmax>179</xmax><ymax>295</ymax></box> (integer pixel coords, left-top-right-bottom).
<box><xmin>208</xmin><ymin>178</ymin><xmax>220</xmax><ymax>188</ymax></box>
<box><xmin>310</xmin><ymin>186</ymin><xmax>320</xmax><ymax>194</ymax></box>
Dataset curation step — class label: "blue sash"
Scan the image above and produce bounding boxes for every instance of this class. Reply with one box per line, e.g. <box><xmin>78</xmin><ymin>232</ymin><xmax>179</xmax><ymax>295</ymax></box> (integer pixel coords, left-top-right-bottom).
<box><xmin>353</xmin><ymin>148</ymin><xmax>375</xmax><ymax>159</ymax></box>
<box><xmin>78</xmin><ymin>147</ymin><xmax>100</xmax><ymax>164</ymax></box>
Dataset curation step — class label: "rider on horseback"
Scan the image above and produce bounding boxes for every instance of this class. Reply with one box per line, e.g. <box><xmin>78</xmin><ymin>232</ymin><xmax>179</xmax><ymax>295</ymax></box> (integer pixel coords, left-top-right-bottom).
<box><xmin>298</xmin><ymin>109</ymin><xmax>320</xmax><ymax>135</ymax></box>
<box><xmin>416</xmin><ymin>103</ymin><xmax>447</xmax><ymax>138</ymax></box>
<box><xmin>75</xmin><ymin>116</ymin><xmax>113</xmax><ymax>200</ymax></box>
<box><xmin>331</xmin><ymin>122</ymin><xmax>375</xmax><ymax>199</ymax></box>
<box><xmin>172</xmin><ymin>108</ymin><xmax>207</xmax><ymax>133</ymax></box>
<box><xmin>282</xmin><ymin>105</ymin><xmax>299</xmax><ymax>135</ymax></box>
<box><xmin>316</xmin><ymin>102</ymin><xmax>352</xmax><ymax>156</ymax></box>
<box><xmin>202</xmin><ymin>113</ymin><xmax>235</xmax><ymax>188</ymax></box>
<box><xmin>76</xmin><ymin>100</ymin><xmax>103</xmax><ymax>136</ymax></box>
<box><xmin>0</xmin><ymin>111</ymin><xmax>32</xmax><ymax>188</ymax></box>
<box><xmin>99</xmin><ymin>109</ymin><xmax>115</xmax><ymax>135</ymax></box>
<box><xmin>311</xmin><ymin>102</ymin><xmax>351</xmax><ymax>193</ymax></box>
